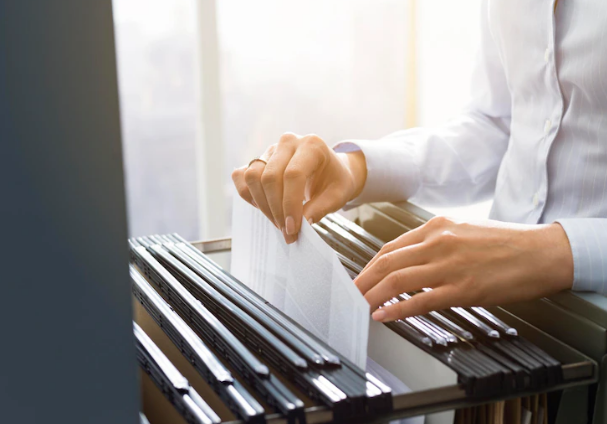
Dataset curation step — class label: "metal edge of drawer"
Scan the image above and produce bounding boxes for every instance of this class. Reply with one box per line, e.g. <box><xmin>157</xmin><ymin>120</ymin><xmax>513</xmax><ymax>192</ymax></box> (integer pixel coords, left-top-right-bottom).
<box><xmin>549</xmin><ymin>291</ymin><xmax>607</xmax><ymax>329</ymax></box>
<box><xmin>222</xmin><ymin>368</ymin><xmax>597</xmax><ymax>424</ymax></box>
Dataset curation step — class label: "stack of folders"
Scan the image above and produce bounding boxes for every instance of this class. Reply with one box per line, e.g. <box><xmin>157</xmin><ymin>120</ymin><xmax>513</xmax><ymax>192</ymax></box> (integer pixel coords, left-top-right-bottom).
<box><xmin>134</xmin><ymin>321</ymin><xmax>221</xmax><ymax>424</ymax></box>
<box><xmin>129</xmin><ymin>234</ymin><xmax>392</xmax><ymax>424</ymax></box>
<box><xmin>129</xmin><ymin>215</ymin><xmax>563</xmax><ymax>424</ymax></box>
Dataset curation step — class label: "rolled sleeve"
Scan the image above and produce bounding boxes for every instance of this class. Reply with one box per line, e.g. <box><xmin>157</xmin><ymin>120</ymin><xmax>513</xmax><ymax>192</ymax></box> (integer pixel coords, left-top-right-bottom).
<box><xmin>555</xmin><ymin>218</ymin><xmax>607</xmax><ymax>295</ymax></box>
<box><xmin>333</xmin><ymin>138</ymin><xmax>421</xmax><ymax>206</ymax></box>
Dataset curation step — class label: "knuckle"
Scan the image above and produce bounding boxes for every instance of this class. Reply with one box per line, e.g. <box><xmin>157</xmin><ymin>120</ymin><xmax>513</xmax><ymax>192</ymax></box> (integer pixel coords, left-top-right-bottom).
<box><xmin>375</xmin><ymin>254</ymin><xmax>392</xmax><ymax>274</ymax></box>
<box><xmin>426</xmin><ymin>215</ymin><xmax>457</xmax><ymax>232</ymax></box>
<box><xmin>385</xmin><ymin>271</ymin><xmax>403</xmax><ymax>294</ymax></box>
<box><xmin>380</xmin><ymin>240</ymin><xmax>397</xmax><ymax>255</ymax></box>
<box><xmin>284</xmin><ymin>166</ymin><xmax>303</xmax><ymax>181</ymax></box>
<box><xmin>303</xmin><ymin>135</ymin><xmax>328</xmax><ymax>156</ymax></box>
<box><xmin>244</xmin><ymin>167</ymin><xmax>262</xmax><ymax>185</ymax></box>
<box><xmin>231</xmin><ymin>168</ymin><xmax>242</xmax><ymax>182</ymax></box>
<box><xmin>279</xmin><ymin>132</ymin><xmax>296</xmax><ymax>144</ymax></box>
<box><xmin>267</xmin><ymin>143</ymin><xmax>277</xmax><ymax>155</ymax></box>
<box><xmin>438</xmin><ymin>230</ymin><xmax>457</xmax><ymax>243</ymax></box>
<box><xmin>426</xmin><ymin>229</ymin><xmax>458</xmax><ymax>250</ymax></box>
<box><xmin>413</xmin><ymin>294</ymin><xmax>432</xmax><ymax>314</ymax></box>
<box><xmin>303</xmin><ymin>134</ymin><xmax>322</xmax><ymax>145</ymax></box>
<box><xmin>397</xmin><ymin>301</ymin><xmax>409</xmax><ymax>318</ymax></box>
<box><xmin>439</xmin><ymin>231</ymin><xmax>460</xmax><ymax>252</ymax></box>
<box><xmin>260</xmin><ymin>170</ymin><xmax>277</xmax><ymax>187</ymax></box>
<box><xmin>311</xmin><ymin>206</ymin><xmax>329</xmax><ymax>222</ymax></box>
<box><xmin>427</xmin><ymin>215</ymin><xmax>449</xmax><ymax>228</ymax></box>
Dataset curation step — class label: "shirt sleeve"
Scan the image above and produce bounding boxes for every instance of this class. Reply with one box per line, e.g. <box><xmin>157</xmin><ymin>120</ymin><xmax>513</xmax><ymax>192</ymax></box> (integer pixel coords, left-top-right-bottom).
<box><xmin>555</xmin><ymin>219</ymin><xmax>607</xmax><ymax>295</ymax></box>
<box><xmin>334</xmin><ymin>0</ymin><xmax>511</xmax><ymax>208</ymax></box>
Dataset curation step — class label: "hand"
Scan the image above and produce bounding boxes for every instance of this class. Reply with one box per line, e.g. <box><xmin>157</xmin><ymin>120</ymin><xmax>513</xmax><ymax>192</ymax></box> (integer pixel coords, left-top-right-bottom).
<box><xmin>354</xmin><ymin>216</ymin><xmax>574</xmax><ymax>322</ymax></box>
<box><xmin>232</xmin><ymin>133</ymin><xmax>367</xmax><ymax>243</ymax></box>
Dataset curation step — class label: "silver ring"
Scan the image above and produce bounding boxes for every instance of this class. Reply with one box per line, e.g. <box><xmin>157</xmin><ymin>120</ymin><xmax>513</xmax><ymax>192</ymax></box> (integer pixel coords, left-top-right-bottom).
<box><xmin>248</xmin><ymin>157</ymin><xmax>267</xmax><ymax>167</ymax></box>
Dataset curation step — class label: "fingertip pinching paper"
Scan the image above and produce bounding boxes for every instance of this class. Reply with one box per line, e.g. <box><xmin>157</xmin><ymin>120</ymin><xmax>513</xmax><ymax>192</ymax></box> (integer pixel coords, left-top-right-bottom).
<box><xmin>231</xmin><ymin>193</ymin><xmax>370</xmax><ymax>369</ymax></box>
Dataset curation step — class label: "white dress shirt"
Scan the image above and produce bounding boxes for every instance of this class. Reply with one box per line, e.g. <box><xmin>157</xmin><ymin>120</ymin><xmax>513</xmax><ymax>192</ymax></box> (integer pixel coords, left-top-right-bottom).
<box><xmin>335</xmin><ymin>0</ymin><xmax>607</xmax><ymax>295</ymax></box>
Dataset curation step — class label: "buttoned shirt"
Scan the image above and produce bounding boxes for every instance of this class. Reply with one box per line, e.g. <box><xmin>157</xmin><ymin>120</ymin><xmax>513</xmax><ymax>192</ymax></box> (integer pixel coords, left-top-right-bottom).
<box><xmin>335</xmin><ymin>0</ymin><xmax>607</xmax><ymax>295</ymax></box>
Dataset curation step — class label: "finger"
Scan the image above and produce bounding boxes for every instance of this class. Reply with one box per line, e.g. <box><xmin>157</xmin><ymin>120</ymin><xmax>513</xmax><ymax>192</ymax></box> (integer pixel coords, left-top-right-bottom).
<box><xmin>259</xmin><ymin>143</ymin><xmax>276</xmax><ymax>163</ymax></box>
<box><xmin>360</xmin><ymin>227</ymin><xmax>426</xmax><ymax>275</ymax></box>
<box><xmin>364</xmin><ymin>264</ymin><xmax>440</xmax><ymax>311</ymax></box>
<box><xmin>371</xmin><ymin>286</ymin><xmax>456</xmax><ymax>322</ymax></box>
<box><xmin>302</xmin><ymin>183</ymin><xmax>347</xmax><ymax>225</ymax></box>
<box><xmin>244</xmin><ymin>160</ymin><xmax>275</xmax><ymax>226</ymax></box>
<box><xmin>261</xmin><ymin>142</ymin><xmax>296</xmax><ymax>231</ymax></box>
<box><xmin>354</xmin><ymin>244</ymin><xmax>426</xmax><ymax>295</ymax></box>
<box><xmin>232</xmin><ymin>166</ymin><xmax>255</xmax><ymax>205</ymax></box>
<box><xmin>283</xmin><ymin>136</ymin><xmax>329</xmax><ymax>238</ymax></box>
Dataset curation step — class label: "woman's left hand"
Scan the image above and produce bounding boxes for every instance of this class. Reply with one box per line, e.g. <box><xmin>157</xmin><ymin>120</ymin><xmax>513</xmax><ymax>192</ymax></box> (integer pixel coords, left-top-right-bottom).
<box><xmin>354</xmin><ymin>216</ymin><xmax>574</xmax><ymax>322</ymax></box>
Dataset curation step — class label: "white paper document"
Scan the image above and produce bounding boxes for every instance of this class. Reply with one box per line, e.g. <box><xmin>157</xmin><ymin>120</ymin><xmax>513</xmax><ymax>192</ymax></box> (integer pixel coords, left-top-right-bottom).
<box><xmin>231</xmin><ymin>194</ymin><xmax>370</xmax><ymax>369</ymax></box>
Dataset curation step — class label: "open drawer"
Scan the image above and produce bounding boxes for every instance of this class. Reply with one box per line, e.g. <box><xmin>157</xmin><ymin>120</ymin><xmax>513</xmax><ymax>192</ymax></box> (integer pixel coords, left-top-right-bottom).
<box><xmin>134</xmin><ymin>236</ymin><xmax>597</xmax><ymax>424</ymax></box>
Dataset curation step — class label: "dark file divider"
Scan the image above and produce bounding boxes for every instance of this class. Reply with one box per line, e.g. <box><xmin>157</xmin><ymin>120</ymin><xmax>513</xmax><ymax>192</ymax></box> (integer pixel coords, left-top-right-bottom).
<box><xmin>166</xmin><ymin>234</ymin><xmax>342</xmax><ymax>367</ymax></box>
<box><xmin>135</xmin><ymin>322</ymin><xmax>222</xmax><ymax>424</ymax></box>
<box><xmin>130</xmin><ymin>265</ymin><xmax>266</xmax><ymax>423</ymax></box>
<box><xmin>131</xmin><ymin>236</ymin><xmax>394</xmax><ymax>421</ymax></box>
<box><xmin>165</xmin><ymin>233</ymin><xmax>394</xmax><ymax>416</ymax></box>
<box><xmin>147</xmin><ymin>236</ymin><xmax>318</xmax><ymax>372</ymax></box>
<box><xmin>130</xmin><ymin>243</ymin><xmax>307</xmax><ymax>424</ymax></box>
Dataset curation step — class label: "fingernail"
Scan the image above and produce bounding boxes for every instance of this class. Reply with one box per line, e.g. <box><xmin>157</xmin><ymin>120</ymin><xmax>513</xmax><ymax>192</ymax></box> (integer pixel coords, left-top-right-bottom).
<box><xmin>282</xmin><ymin>228</ymin><xmax>297</xmax><ymax>244</ymax></box>
<box><xmin>275</xmin><ymin>219</ymin><xmax>281</xmax><ymax>229</ymax></box>
<box><xmin>285</xmin><ymin>216</ymin><xmax>296</xmax><ymax>235</ymax></box>
<box><xmin>372</xmin><ymin>310</ymin><xmax>387</xmax><ymax>322</ymax></box>
<box><xmin>251</xmin><ymin>200</ymin><xmax>257</xmax><ymax>208</ymax></box>
<box><xmin>307</xmin><ymin>217</ymin><xmax>314</xmax><ymax>226</ymax></box>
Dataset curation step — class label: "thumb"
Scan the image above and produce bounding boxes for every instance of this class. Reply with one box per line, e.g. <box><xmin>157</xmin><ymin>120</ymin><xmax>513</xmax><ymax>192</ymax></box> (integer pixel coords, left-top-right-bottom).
<box><xmin>302</xmin><ymin>186</ymin><xmax>346</xmax><ymax>225</ymax></box>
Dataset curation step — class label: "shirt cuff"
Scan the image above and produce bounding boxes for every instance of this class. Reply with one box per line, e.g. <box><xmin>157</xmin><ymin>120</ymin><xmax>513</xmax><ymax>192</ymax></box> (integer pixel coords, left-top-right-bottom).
<box><xmin>333</xmin><ymin>139</ymin><xmax>421</xmax><ymax>207</ymax></box>
<box><xmin>555</xmin><ymin>218</ymin><xmax>607</xmax><ymax>295</ymax></box>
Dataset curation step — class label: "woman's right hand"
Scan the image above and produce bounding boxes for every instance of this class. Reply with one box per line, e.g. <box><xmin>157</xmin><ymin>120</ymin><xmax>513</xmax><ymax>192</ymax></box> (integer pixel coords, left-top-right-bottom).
<box><xmin>232</xmin><ymin>133</ymin><xmax>367</xmax><ymax>244</ymax></box>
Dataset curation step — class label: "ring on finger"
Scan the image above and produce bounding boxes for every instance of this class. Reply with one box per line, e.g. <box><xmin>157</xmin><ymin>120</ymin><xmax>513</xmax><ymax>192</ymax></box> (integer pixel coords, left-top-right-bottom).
<box><xmin>248</xmin><ymin>157</ymin><xmax>268</xmax><ymax>168</ymax></box>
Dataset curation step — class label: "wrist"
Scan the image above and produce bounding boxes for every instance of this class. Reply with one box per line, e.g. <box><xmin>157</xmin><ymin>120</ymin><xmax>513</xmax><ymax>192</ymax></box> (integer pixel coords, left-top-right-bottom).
<box><xmin>338</xmin><ymin>151</ymin><xmax>367</xmax><ymax>201</ymax></box>
<box><xmin>534</xmin><ymin>223</ymin><xmax>574</xmax><ymax>292</ymax></box>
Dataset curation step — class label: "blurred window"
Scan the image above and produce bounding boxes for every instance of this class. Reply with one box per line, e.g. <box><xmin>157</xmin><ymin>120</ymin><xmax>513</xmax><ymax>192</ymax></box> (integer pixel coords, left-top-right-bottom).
<box><xmin>114</xmin><ymin>0</ymin><xmax>485</xmax><ymax>240</ymax></box>
<box><xmin>114</xmin><ymin>0</ymin><xmax>200</xmax><ymax>239</ymax></box>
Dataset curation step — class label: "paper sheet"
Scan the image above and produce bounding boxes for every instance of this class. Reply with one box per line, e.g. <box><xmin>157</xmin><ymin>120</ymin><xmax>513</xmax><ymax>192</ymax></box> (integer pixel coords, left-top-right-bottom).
<box><xmin>231</xmin><ymin>194</ymin><xmax>369</xmax><ymax>369</ymax></box>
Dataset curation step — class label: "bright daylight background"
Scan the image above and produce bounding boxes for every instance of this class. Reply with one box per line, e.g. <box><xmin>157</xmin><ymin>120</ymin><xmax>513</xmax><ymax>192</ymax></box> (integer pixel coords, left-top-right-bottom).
<box><xmin>113</xmin><ymin>0</ymin><xmax>488</xmax><ymax>241</ymax></box>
